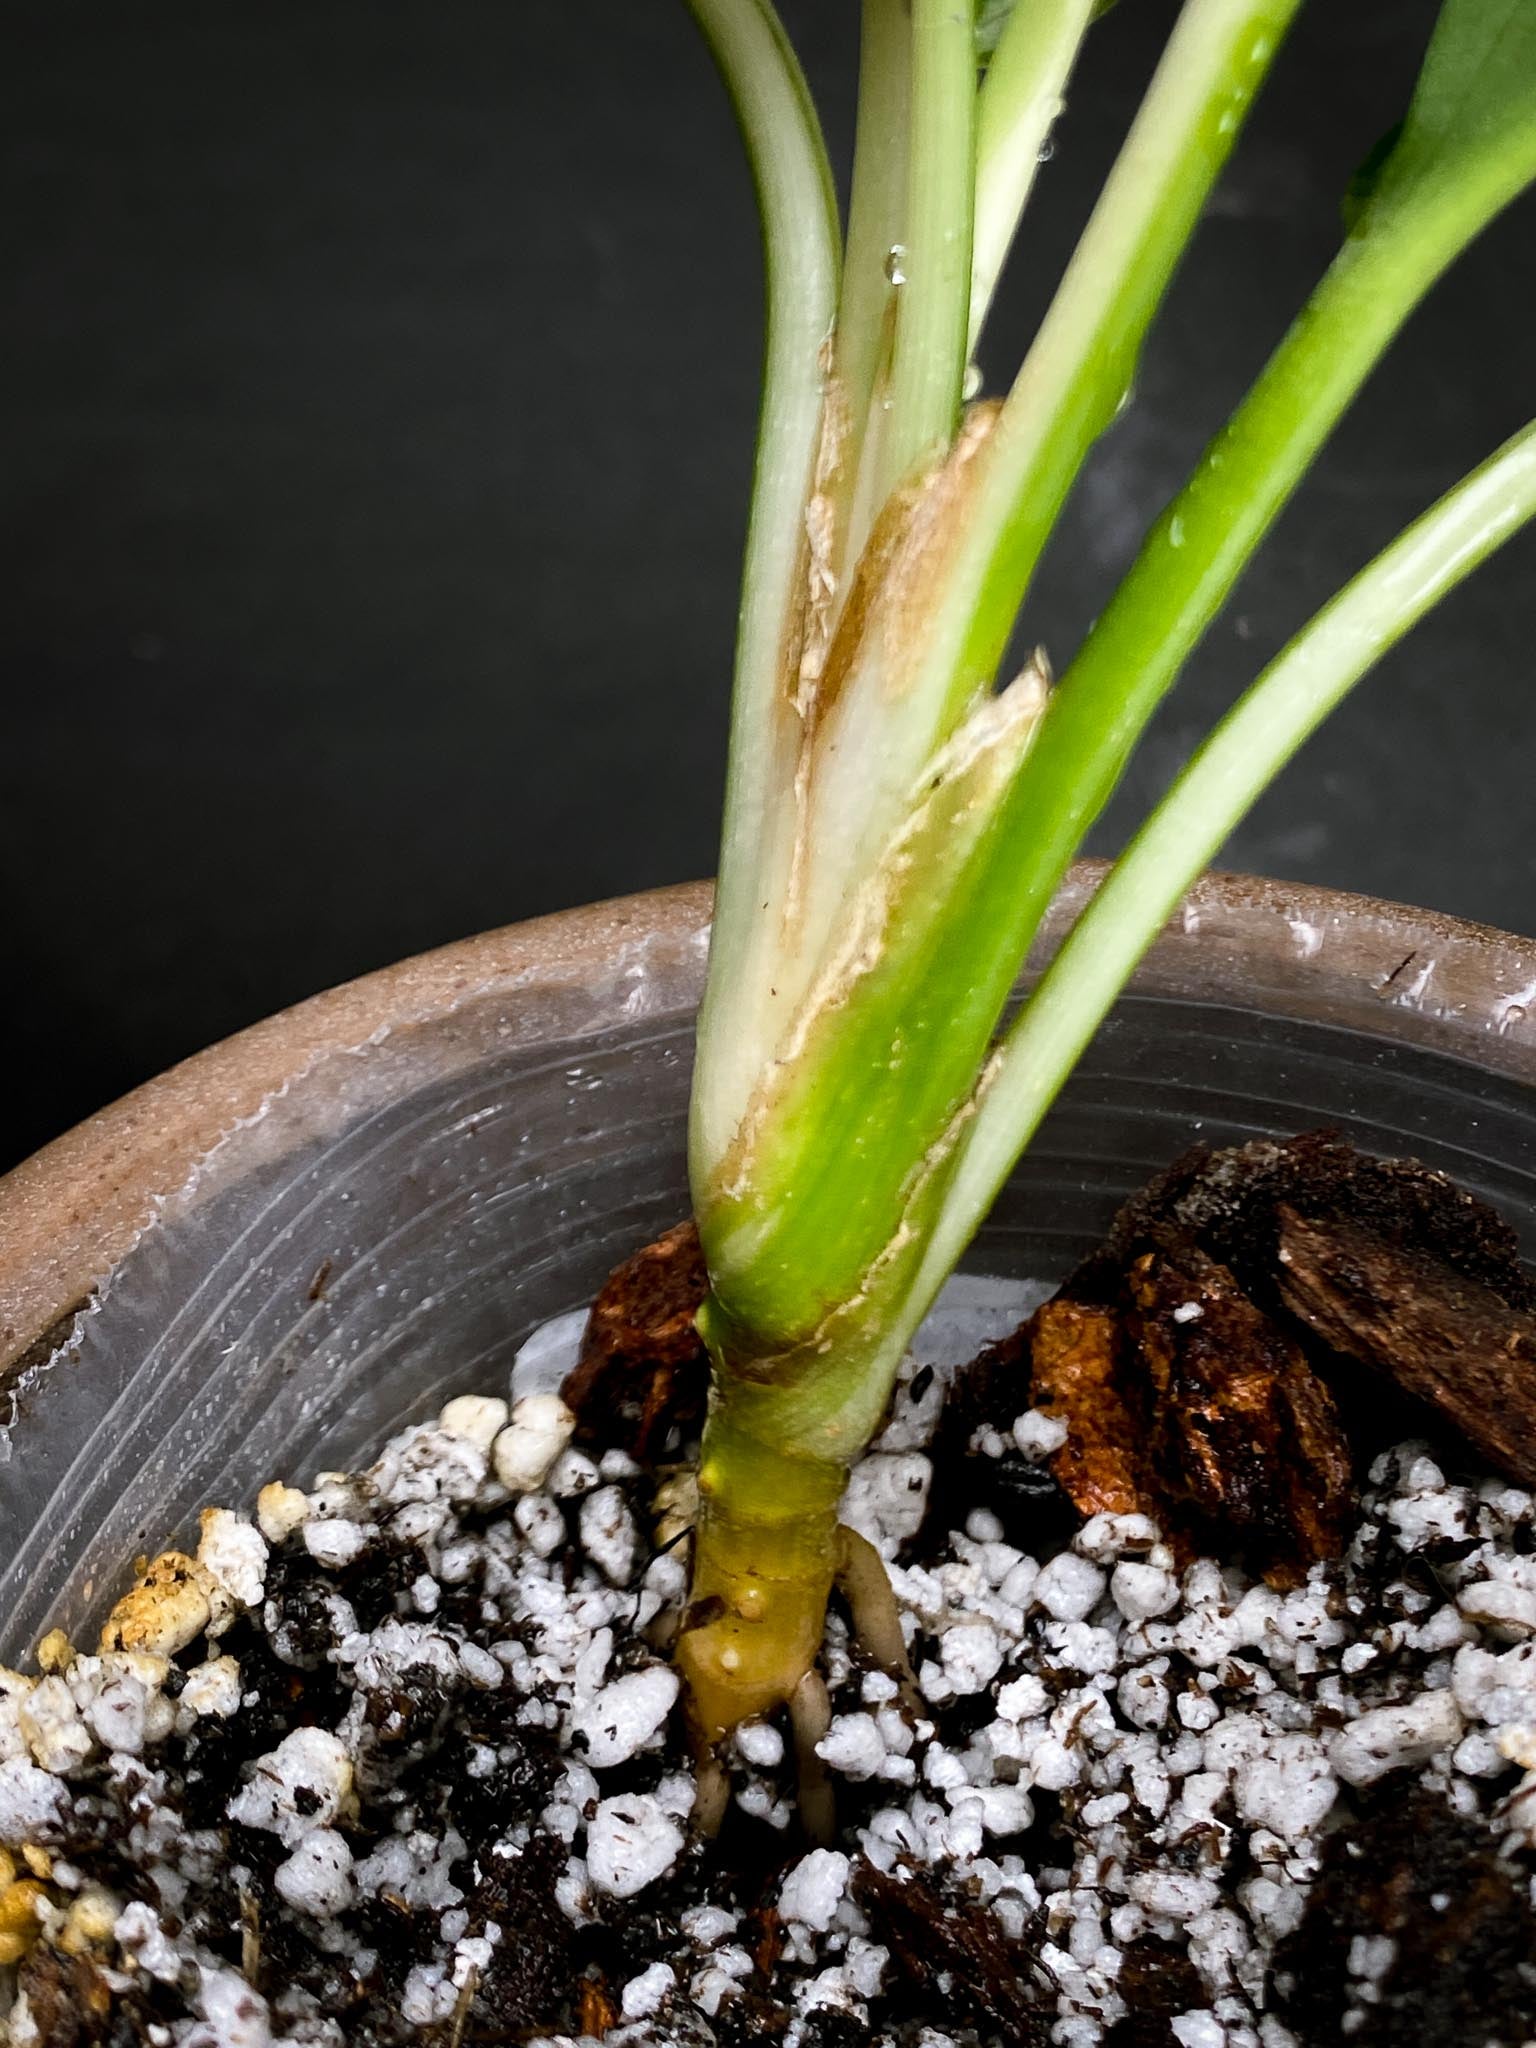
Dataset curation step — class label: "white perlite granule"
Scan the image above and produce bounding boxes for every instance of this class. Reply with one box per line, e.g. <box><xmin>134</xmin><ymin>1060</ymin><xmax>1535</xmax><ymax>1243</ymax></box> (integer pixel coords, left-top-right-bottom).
<box><xmin>492</xmin><ymin>1393</ymin><xmax>576</xmax><ymax>1494</ymax></box>
<box><xmin>226</xmin><ymin>1727</ymin><xmax>353</xmax><ymax>1845</ymax></box>
<box><xmin>585</xmin><ymin>1794</ymin><xmax>686</xmax><ymax>1898</ymax></box>
<box><xmin>0</xmin><ymin>1759</ymin><xmax>67</xmax><ymax>1846</ymax></box>
<box><xmin>571</xmin><ymin>1667</ymin><xmax>680</xmax><ymax>1768</ymax></box>
<box><xmin>273</xmin><ymin>1828</ymin><xmax>355</xmax><ymax>1917</ymax></box>
<box><xmin>779</xmin><ymin>1849</ymin><xmax>852</xmax><ymax>1933</ymax></box>
<box><xmin>196</xmin><ymin>1509</ymin><xmax>269</xmax><ymax>1612</ymax></box>
<box><xmin>620</xmin><ymin>1961</ymin><xmax>676</xmax><ymax>2019</ymax></box>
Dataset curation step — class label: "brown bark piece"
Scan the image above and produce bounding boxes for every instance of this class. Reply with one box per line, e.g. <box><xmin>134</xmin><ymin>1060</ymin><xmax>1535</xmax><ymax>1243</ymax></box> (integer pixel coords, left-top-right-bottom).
<box><xmin>743</xmin><ymin>1901</ymin><xmax>784</xmax><ymax>1980</ymax></box>
<box><xmin>853</xmin><ymin>1860</ymin><xmax>1050</xmax><ymax>2043</ymax></box>
<box><xmin>1101</xmin><ymin>1130</ymin><xmax>1536</xmax><ymax>1326</ymax></box>
<box><xmin>560</xmin><ymin>1220</ymin><xmax>709</xmax><ymax>1460</ymax></box>
<box><xmin>1028</xmin><ymin>1296</ymin><xmax>1159</xmax><ymax>1524</ymax></box>
<box><xmin>1054</xmin><ymin>1130</ymin><xmax>1536</xmax><ymax>1531</ymax></box>
<box><xmin>577</xmin><ymin>1976</ymin><xmax>617</xmax><ymax>2038</ymax></box>
<box><xmin>1128</xmin><ymin>1244</ymin><xmax>1356</xmax><ymax>1584</ymax></box>
<box><xmin>1276</xmin><ymin>1203</ymin><xmax>1536</xmax><ymax>1485</ymax></box>
<box><xmin>14</xmin><ymin>1947</ymin><xmax>114</xmax><ymax>2048</ymax></box>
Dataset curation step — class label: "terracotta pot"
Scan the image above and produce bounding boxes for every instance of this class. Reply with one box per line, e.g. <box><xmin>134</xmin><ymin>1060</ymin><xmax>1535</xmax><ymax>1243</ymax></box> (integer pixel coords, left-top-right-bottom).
<box><xmin>2</xmin><ymin>867</ymin><xmax>1534</xmax><ymax>1667</ymax></box>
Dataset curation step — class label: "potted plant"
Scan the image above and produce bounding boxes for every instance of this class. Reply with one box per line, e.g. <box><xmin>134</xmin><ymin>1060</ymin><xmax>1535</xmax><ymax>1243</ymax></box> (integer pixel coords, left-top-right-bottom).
<box><xmin>2</xmin><ymin>1</ymin><xmax>1535</xmax><ymax>2043</ymax></box>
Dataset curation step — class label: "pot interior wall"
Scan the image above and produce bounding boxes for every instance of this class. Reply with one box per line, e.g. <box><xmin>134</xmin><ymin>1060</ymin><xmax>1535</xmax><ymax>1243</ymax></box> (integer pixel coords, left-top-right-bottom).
<box><xmin>4</xmin><ymin>891</ymin><xmax>1535</xmax><ymax>1667</ymax></box>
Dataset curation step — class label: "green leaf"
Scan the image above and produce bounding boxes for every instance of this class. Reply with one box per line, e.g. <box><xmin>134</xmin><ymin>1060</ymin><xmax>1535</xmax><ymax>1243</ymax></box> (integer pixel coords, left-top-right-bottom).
<box><xmin>1358</xmin><ymin>0</ymin><xmax>1536</xmax><ymax>222</ymax></box>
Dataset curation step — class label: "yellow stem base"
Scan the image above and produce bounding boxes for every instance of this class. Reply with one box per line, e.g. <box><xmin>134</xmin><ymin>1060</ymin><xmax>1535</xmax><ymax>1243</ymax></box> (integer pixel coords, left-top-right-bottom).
<box><xmin>675</xmin><ymin>1414</ymin><xmax>844</xmax><ymax>1747</ymax></box>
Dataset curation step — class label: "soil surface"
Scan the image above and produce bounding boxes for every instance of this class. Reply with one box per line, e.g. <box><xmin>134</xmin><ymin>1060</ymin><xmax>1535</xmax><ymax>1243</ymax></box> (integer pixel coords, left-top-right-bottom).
<box><xmin>2</xmin><ymin>1135</ymin><xmax>1535</xmax><ymax>2048</ymax></box>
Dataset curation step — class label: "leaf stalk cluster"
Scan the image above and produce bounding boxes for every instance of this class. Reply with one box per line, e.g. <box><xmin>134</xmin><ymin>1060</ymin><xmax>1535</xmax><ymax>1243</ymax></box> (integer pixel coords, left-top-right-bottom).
<box><xmin>679</xmin><ymin>0</ymin><xmax>1536</xmax><ymax>1736</ymax></box>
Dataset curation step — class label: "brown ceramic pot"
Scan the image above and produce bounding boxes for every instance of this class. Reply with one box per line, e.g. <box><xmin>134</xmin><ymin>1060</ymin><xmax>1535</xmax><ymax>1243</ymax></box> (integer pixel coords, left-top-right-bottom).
<box><xmin>2</xmin><ymin>868</ymin><xmax>1534</xmax><ymax>1665</ymax></box>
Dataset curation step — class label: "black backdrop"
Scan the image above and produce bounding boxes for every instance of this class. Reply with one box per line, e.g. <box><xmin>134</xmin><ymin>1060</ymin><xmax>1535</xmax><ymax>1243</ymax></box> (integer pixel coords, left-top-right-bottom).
<box><xmin>2</xmin><ymin>0</ymin><xmax>1532</xmax><ymax>1171</ymax></box>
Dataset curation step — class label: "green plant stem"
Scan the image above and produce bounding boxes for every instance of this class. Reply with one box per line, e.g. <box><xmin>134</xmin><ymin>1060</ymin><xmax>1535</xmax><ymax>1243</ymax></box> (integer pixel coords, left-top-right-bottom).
<box><xmin>911</xmin><ymin>415</ymin><xmax>1536</xmax><ymax>1301</ymax></box>
<box><xmin>909</xmin><ymin>0</ymin><xmax>1301</xmax><ymax>740</ymax></box>
<box><xmin>787</xmin><ymin>0</ymin><xmax>1298</xmax><ymax>1057</ymax></box>
<box><xmin>836</xmin><ymin>0</ymin><xmax>911</xmax><ymax>500</ymax></box>
<box><xmin>701</xmin><ymin>667</ymin><xmax>1049</xmax><ymax>1344</ymax></box>
<box><xmin>681</xmin><ymin>1267</ymin><xmax>935</xmax><ymax>1738</ymax></box>
<box><xmin>875</xmin><ymin>0</ymin><xmax>978</xmax><ymax>503</ymax></box>
<box><xmin>684</xmin><ymin>0</ymin><xmax>841</xmax><ymax>1184</ymax></box>
<box><xmin>895</xmin><ymin>125</ymin><xmax>1536</xmax><ymax>1147</ymax></box>
<box><xmin>695</xmin><ymin>0</ymin><xmax>1298</xmax><ymax>1356</ymax></box>
<box><xmin>969</xmin><ymin>0</ymin><xmax>1097</xmax><ymax>356</ymax></box>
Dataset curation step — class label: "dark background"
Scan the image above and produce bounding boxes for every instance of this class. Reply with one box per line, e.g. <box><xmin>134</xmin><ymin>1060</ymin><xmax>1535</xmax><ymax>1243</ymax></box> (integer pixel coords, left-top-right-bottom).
<box><xmin>2</xmin><ymin>0</ymin><xmax>1531</xmax><ymax>1172</ymax></box>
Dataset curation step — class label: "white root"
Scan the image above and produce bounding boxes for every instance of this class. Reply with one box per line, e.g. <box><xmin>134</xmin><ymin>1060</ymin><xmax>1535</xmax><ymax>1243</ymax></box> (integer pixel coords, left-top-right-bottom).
<box><xmin>691</xmin><ymin>1749</ymin><xmax>732</xmax><ymax>1840</ymax></box>
<box><xmin>788</xmin><ymin>1668</ymin><xmax>836</xmax><ymax>1848</ymax></box>
<box><xmin>836</xmin><ymin>1523</ymin><xmax>921</xmax><ymax>1711</ymax></box>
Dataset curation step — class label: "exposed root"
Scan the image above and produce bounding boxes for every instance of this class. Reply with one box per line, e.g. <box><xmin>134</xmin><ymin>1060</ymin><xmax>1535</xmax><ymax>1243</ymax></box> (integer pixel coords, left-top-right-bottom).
<box><xmin>789</xmin><ymin>1669</ymin><xmax>836</xmax><ymax>1847</ymax></box>
<box><xmin>238</xmin><ymin>1887</ymin><xmax>261</xmax><ymax>1991</ymax></box>
<box><xmin>653</xmin><ymin>1467</ymin><xmax>700</xmax><ymax>1554</ymax></box>
<box><xmin>449</xmin><ymin>1964</ymin><xmax>479</xmax><ymax>2048</ymax></box>
<box><xmin>645</xmin><ymin>1467</ymin><xmax>698</xmax><ymax>1656</ymax></box>
<box><xmin>646</xmin><ymin>1603</ymin><xmax>683</xmax><ymax>1657</ymax></box>
<box><xmin>690</xmin><ymin>1747</ymin><xmax>732</xmax><ymax>1840</ymax></box>
<box><xmin>836</xmin><ymin>1523</ymin><xmax>921</xmax><ymax>1712</ymax></box>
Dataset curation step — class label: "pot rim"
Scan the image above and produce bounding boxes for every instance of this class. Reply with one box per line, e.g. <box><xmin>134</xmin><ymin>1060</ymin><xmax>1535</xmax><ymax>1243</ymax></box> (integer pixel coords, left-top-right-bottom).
<box><xmin>2</xmin><ymin>865</ymin><xmax>1533</xmax><ymax>1376</ymax></box>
